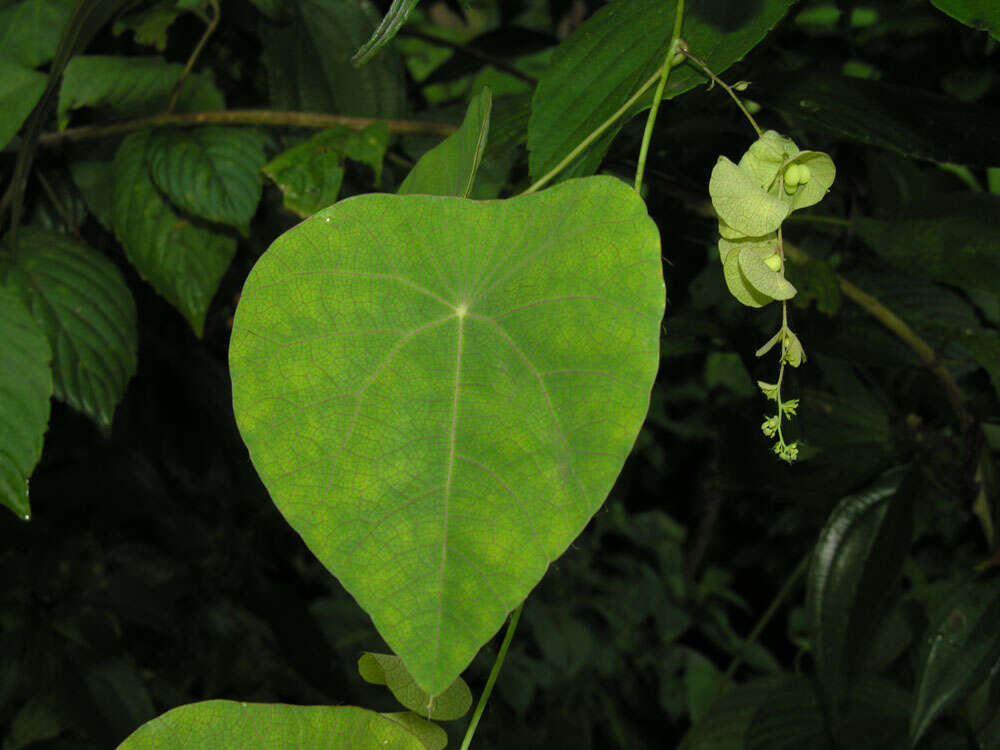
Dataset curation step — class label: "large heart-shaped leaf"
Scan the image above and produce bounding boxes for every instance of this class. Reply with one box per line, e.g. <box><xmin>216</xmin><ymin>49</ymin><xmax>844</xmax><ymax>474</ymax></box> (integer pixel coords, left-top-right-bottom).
<box><xmin>117</xmin><ymin>700</ymin><xmax>427</xmax><ymax>749</ymax></box>
<box><xmin>229</xmin><ymin>175</ymin><xmax>664</xmax><ymax>695</ymax></box>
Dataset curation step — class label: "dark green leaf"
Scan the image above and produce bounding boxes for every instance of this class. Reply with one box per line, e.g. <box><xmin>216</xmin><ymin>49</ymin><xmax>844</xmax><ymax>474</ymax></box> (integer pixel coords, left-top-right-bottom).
<box><xmin>0</xmin><ymin>286</ymin><xmax>52</xmax><ymax>520</ymax></box>
<box><xmin>112</xmin><ymin>129</ymin><xmax>236</xmax><ymax>335</ymax></box>
<box><xmin>911</xmin><ymin>577</ymin><xmax>1000</xmax><ymax>747</ymax></box>
<box><xmin>112</xmin><ymin>1</ymin><xmax>185</xmax><ymax>50</ymax></box>
<box><xmin>527</xmin><ymin>0</ymin><xmax>794</xmax><ymax>181</ymax></box>
<box><xmin>855</xmin><ymin>197</ymin><xmax>1000</xmax><ymax>297</ymax></box>
<box><xmin>786</xmin><ymin>256</ymin><xmax>842</xmax><ymax>315</ymax></box>
<box><xmin>146</xmin><ymin>127</ymin><xmax>267</xmax><ymax>228</ymax></box>
<box><xmin>807</xmin><ymin>468</ymin><xmax>916</xmax><ymax>723</ymax></box>
<box><xmin>754</xmin><ymin>73</ymin><xmax>1000</xmax><ymax>167</ymax></box>
<box><xmin>58</xmin><ymin>56</ymin><xmax>224</xmax><ymax>127</ymax></box>
<box><xmin>351</xmin><ymin>0</ymin><xmax>419</xmax><ymax>66</ymax></box>
<box><xmin>70</xmin><ymin>160</ymin><xmax>116</xmax><ymax>231</ymax></box>
<box><xmin>0</xmin><ymin>0</ymin><xmax>75</xmax><ymax>68</ymax></box>
<box><xmin>358</xmin><ymin>652</ymin><xmax>472</xmax><ymax>720</ymax></box>
<box><xmin>260</xmin><ymin>0</ymin><xmax>405</xmax><ymax>118</ymax></box>
<box><xmin>117</xmin><ymin>700</ymin><xmax>426</xmax><ymax>748</ymax></box>
<box><xmin>1</xmin><ymin>228</ymin><xmax>137</xmax><ymax>431</ymax></box>
<box><xmin>399</xmin><ymin>86</ymin><xmax>491</xmax><ymax>198</ymax></box>
<box><xmin>0</xmin><ymin>59</ymin><xmax>46</xmax><ymax>151</ymax></box>
<box><xmin>262</xmin><ymin>122</ymin><xmax>389</xmax><ymax>217</ymax></box>
<box><xmin>230</xmin><ymin>176</ymin><xmax>664</xmax><ymax>694</ymax></box>
<box><xmin>931</xmin><ymin>0</ymin><xmax>1000</xmax><ymax>40</ymax></box>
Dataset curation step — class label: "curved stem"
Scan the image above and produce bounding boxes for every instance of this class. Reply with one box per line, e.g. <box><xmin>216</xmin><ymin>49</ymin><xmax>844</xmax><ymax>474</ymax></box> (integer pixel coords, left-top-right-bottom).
<box><xmin>459</xmin><ymin>603</ymin><xmax>523</xmax><ymax>750</ymax></box>
<box><xmin>634</xmin><ymin>0</ymin><xmax>685</xmax><ymax>193</ymax></box>
<box><xmin>519</xmin><ymin>64</ymin><xmax>667</xmax><ymax>197</ymax></box>
<box><xmin>32</xmin><ymin>110</ymin><xmax>456</xmax><ymax>148</ymax></box>
<box><xmin>168</xmin><ymin>0</ymin><xmax>221</xmax><ymax>113</ymax></box>
<box><xmin>680</xmin><ymin>48</ymin><xmax>763</xmax><ymax>137</ymax></box>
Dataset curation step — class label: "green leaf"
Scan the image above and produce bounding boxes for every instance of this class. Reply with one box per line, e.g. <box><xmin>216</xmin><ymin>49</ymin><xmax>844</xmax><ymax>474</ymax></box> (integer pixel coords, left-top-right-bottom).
<box><xmin>351</xmin><ymin>0</ymin><xmax>419</xmax><ymax>66</ymax></box>
<box><xmin>0</xmin><ymin>286</ymin><xmax>52</xmax><ymax>520</ymax></box>
<box><xmin>229</xmin><ymin>175</ymin><xmax>664</xmax><ymax>695</ymax></box>
<box><xmin>379</xmin><ymin>712</ymin><xmax>446</xmax><ymax>750</ymax></box>
<box><xmin>807</xmin><ymin>468</ymin><xmax>916</xmax><ymax>725</ymax></box>
<box><xmin>70</xmin><ymin>160</ymin><xmax>116</xmax><ymax>231</ymax></box>
<box><xmin>785</xmin><ymin>257</ymin><xmax>842</xmax><ymax>316</ymax></box>
<box><xmin>738</xmin><ymin>245</ymin><xmax>797</xmax><ymax>301</ymax></box>
<box><xmin>738</xmin><ymin>130</ymin><xmax>800</xmax><ymax>190</ymax></box>
<box><xmin>1</xmin><ymin>228</ymin><xmax>137</xmax><ymax>431</ymax></box>
<box><xmin>710</xmin><ymin>158</ymin><xmax>789</xmax><ymax>237</ymax></box>
<box><xmin>0</xmin><ymin>59</ymin><xmax>46</xmax><ymax>151</ymax></box>
<box><xmin>263</xmin><ymin>122</ymin><xmax>389</xmax><ymax>218</ymax></box>
<box><xmin>112</xmin><ymin>129</ymin><xmax>236</xmax><ymax>335</ymax></box>
<box><xmin>855</xmin><ymin>197</ymin><xmax>1000</xmax><ymax>297</ymax></box>
<box><xmin>260</xmin><ymin>0</ymin><xmax>405</xmax><ymax>118</ymax></box>
<box><xmin>358</xmin><ymin>652</ymin><xmax>472</xmax><ymax>720</ymax></box>
<box><xmin>719</xmin><ymin>234</ymin><xmax>792</xmax><ymax>308</ymax></box>
<box><xmin>117</xmin><ymin>700</ymin><xmax>427</xmax><ymax>749</ymax></box>
<box><xmin>527</xmin><ymin>0</ymin><xmax>794</xmax><ymax>181</ymax></box>
<box><xmin>0</xmin><ymin>0</ymin><xmax>75</xmax><ymax>68</ymax></box>
<box><xmin>931</xmin><ymin>0</ymin><xmax>1000</xmax><ymax>40</ymax></box>
<box><xmin>911</xmin><ymin>577</ymin><xmax>1000</xmax><ymax>747</ymax></box>
<box><xmin>753</xmin><ymin>73</ymin><xmax>1000</xmax><ymax>167</ymax></box>
<box><xmin>782</xmin><ymin>152</ymin><xmax>836</xmax><ymax>213</ymax></box>
<box><xmin>399</xmin><ymin>86</ymin><xmax>492</xmax><ymax>198</ymax></box>
<box><xmin>112</xmin><ymin>1</ymin><xmax>185</xmax><ymax>51</ymax></box>
<box><xmin>146</xmin><ymin>127</ymin><xmax>267</xmax><ymax>229</ymax></box>
<box><xmin>58</xmin><ymin>55</ymin><xmax>223</xmax><ymax>128</ymax></box>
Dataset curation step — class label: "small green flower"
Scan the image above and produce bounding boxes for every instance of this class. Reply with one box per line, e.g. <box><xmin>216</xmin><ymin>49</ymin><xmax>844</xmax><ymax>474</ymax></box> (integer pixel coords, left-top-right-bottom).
<box><xmin>773</xmin><ymin>441</ymin><xmax>799</xmax><ymax>463</ymax></box>
<box><xmin>761</xmin><ymin>415</ymin><xmax>780</xmax><ymax>437</ymax></box>
<box><xmin>757</xmin><ymin>380</ymin><xmax>780</xmax><ymax>400</ymax></box>
<box><xmin>780</xmin><ymin>399</ymin><xmax>799</xmax><ymax>417</ymax></box>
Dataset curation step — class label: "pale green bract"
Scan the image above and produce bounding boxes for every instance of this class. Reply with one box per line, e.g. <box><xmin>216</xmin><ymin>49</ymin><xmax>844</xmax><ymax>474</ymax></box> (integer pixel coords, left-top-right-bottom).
<box><xmin>229</xmin><ymin>175</ymin><xmax>664</xmax><ymax>695</ymax></box>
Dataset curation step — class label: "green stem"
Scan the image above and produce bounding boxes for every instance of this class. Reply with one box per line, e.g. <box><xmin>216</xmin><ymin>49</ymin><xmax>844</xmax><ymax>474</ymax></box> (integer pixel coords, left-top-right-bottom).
<box><xmin>680</xmin><ymin>48</ymin><xmax>763</xmax><ymax>137</ymax></box>
<box><xmin>519</xmin><ymin>64</ymin><xmax>667</xmax><ymax>197</ymax></box>
<box><xmin>634</xmin><ymin>1</ymin><xmax>685</xmax><ymax>193</ymax></box>
<box><xmin>168</xmin><ymin>0</ymin><xmax>220</xmax><ymax>113</ymax></box>
<box><xmin>459</xmin><ymin>603</ymin><xmax>523</xmax><ymax>750</ymax></box>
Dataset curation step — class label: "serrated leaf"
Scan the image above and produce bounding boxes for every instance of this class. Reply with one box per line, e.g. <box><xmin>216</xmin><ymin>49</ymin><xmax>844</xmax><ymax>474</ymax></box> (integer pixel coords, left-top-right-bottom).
<box><xmin>229</xmin><ymin>175</ymin><xmax>664</xmax><ymax>695</ymax></box>
<box><xmin>399</xmin><ymin>86</ymin><xmax>491</xmax><ymax>198</ymax></box>
<box><xmin>710</xmin><ymin>158</ymin><xmax>789</xmax><ymax>237</ymax></box>
<box><xmin>112</xmin><ymin>1</ymin><xmax>184</xmax><ymax>50</ymax></box>
<box><xmin>58</xmin><ymin>56</ymin><xmax>223</xmax><ymax>128</ymax></box>
<box><xmin>352</xmin><ymin>0</ymin><xmax>419</xmax><ymax>66</ymax></box>
<box><xmin>930</xmin><ymin>0</ymin><xmax>1000</xmax><ymax>40</ymax></box>
<box><xmin>359</xmin><ymin>653</ymin><xmax>472</xmax><ymax>720</ymax></box>
<box><xmin>0</xmin><ymin>59</ymin><xmax>47</xmax><ymax>151</ymax></box>
<box><xmin>808</xmin><ymin>468</ymin><xmax>916</xmax><ymax>728</ymax></box>
<box><xmin>527</xmin><ymin>0</ymin><xmax>794</xmax><ymax>181</ymax></box>
<box><xmin>0</xmin><ymin>286</ymin><xmax>52</xmax><ymax>520</ymax></box>
<box><xmin>117</xmin><ymin>700</ymin><xmax>426</xmax><ymax>749</ymax></box>
<box><xmin>146</xmin><ymin>127</ymin><xmax>267</xmax><ymax>228</ymax></box>
<box><xmin>1</xmin><ymin>228</ymin><xmax>137</xmax><ymax>431</ymax></box>
<box><xmin>0</xmin><ymin>0</ymin><xmax>75</xmax><ymax>68</ymax></box>
<box><xmin>263</xmin><ymin>122</ymin><xmax>389</xmax><ymax>218</ymax></box>
<box><xmin>112</xmin><ymin>129</ymin><xmax>236</xmax><ymax>336</ymax></box>
<box><xmin>260</xmin><ymin>0</ymin><xmax>405</xmax><ymax>118</ymax></box>
<box><xmin>911</xmin><ymin>577</ymin><xmax>1000</xmax><ymax>747</ymax></box>
<box><xmin>856</xmin><ymin>197</ymin><xmax>1000</xmax><ymax>297</ymax></box>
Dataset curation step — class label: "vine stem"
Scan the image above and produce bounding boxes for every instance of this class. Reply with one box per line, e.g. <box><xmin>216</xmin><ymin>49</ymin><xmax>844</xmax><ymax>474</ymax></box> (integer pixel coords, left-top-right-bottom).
<box><xmin>459</xmin><ymin>603</ymin><xmax>523</xmax><ymax>750</ymax></box>
<box><xmin>679</xmin><ymin>48</ymin><xmax>763</xmax><ymax>137</ymax></box>
<box><xmin>634</xmin><ymin>0</ymin><xmax>685</xmax><ymax>193</ymax></box>
<box><xmin>519</xmin><ymin>63</ymin><xmax>668</xmax><ymax>197</ymax></box>
<box><xmin>167</xmin><ymin>0</ymin><xmax>221</xmax><ymax>113</ymax></box>
<box><xmin>30</xmin><ymin>110</ymin><xmax>456</xmax><ymax>148</ymax></box>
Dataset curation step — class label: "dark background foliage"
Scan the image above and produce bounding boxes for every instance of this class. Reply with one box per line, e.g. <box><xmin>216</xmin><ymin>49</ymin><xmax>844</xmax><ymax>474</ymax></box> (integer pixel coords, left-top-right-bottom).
<box><xmin>1</xmin><ymin>0</ymin><xmax>999</xmax><ymax>747</ymax></box>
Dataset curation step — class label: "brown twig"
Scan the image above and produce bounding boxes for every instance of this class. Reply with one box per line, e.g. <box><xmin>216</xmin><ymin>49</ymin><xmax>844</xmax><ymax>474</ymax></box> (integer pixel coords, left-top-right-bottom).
<box><xmin>398</xmin><ymin>28</ymin><xmax>538</xmax><ymax>85</ymax></box>
<box><xmin>34</xmin><ymin>110</ymin><xmax>457</xmax><ymax>148</ymax></box>
<box><xmin>167</xmin><ymin>0</ymin><xmax>221</xmax><ymax>113</ymax></box>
